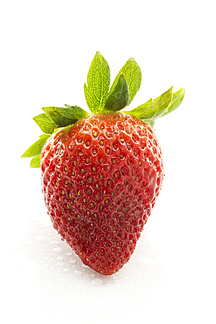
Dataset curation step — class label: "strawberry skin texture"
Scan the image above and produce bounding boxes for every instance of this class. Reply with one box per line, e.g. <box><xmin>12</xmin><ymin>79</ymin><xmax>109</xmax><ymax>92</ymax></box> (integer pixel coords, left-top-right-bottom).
<box><xmin>41</xmin><ymin>113</ymin><xmax>164</xmax><ymax>275</ymax></box>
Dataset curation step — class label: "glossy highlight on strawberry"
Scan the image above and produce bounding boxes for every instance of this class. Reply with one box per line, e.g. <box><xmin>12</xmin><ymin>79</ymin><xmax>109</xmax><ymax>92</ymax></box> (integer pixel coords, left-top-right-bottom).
<box><xmin>22</xmin><ymin>51</ymin><xmax>185</xmax><ymax>275</ymax></box>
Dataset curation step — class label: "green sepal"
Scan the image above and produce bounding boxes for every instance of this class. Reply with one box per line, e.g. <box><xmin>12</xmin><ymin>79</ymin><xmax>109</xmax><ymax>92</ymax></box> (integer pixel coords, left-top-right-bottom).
<box><xmin>163</xmin><ymin>88</ymin><xmax>185</xmax><ymax>116</ymax></box>
<box><xmin>42</xmin><ymin>105</ymin><xmax>88</xmax><ymax>127</ymax></box>
<box><xmin>21</xmin><ymin>134</ymin><xmax>50</xmax><ymax>158</ymax></box>
<box><xmin>125</xmin><ymin>86</ymin><xmax>173</xmax><ymax>120</ymax></box>
<box><xmin>30</xmin><ymin>154</ymin><xmax>41</xmax><ymax>168</ymax></box>
<box><xmin>110</xmin><ymin>57</ymin><xmax>142</xmax><ymax>105</ymax></box>
<box><xmin>84</xmin><ymin>51</ymin><xmax>110</xmax><ymax>113</ymax></box>
<box><xmin>64</xmin><ymin>104</ymin><xmax>89</xmax><ymax>120</ymax></box>
<box><xmin>33</xmin><ymin>113</ymin><xmax>57</xmax><ymax>134</ymax></box>
<box><xmin>103</xmin><ymin>73</ymin><xmax>130</xmax><ymax>112</ymax></box>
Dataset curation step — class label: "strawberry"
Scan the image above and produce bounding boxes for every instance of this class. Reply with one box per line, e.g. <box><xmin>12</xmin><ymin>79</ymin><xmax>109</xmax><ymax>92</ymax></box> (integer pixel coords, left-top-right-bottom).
<box><xmin>22</xmin><ymin>51</ymin><xmax>185</xmax><ymax>275</ymax></box>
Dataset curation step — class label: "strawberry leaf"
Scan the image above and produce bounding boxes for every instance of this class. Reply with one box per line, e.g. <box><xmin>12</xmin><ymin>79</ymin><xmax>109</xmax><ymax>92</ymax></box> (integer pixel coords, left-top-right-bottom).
<box><xmin>64</xmin><ymin>104</ymin><xmax>89</xmax><ymax>120</ymax></box>
<box><xmin>84</xmin><ymin>51</ymin><xmax>110</xmax><ymax>113</ymax></box>
<box><xmin>103</xmin><ymin>73</ymin><xmax>130</xmax><ymax>112</ymax></box>
<box><xmin>42</xmin><ymin>105</ymin><xmax>88</xmax><ymax>127</ymax></box>
<box><xmin>21</xmin><ymin>134</ymin><xmax>50</xmax><ymax>158</ymax></box>
<box><xmin>110</xmin><ymin>57</ymin><xmax>142</xmax><ymax>105</ymax></box>
<box><xmin>30</xmin><ymin>154</ymin><xmax>41</xmax><ymax>168</ymax></box>
<box><xmin>33</xmin><ymin>113</ymin><xmax>57</xmax><ymax>134</ymax></box>
<box><xmin>163</xmin><ymin>88</ymin><xmax>185</xmax><ymax>116</ymax></box>
<box><xmin>125</xmin><ymin>86</ymin><xmax>173</xmax><ymax>120</ymax></box>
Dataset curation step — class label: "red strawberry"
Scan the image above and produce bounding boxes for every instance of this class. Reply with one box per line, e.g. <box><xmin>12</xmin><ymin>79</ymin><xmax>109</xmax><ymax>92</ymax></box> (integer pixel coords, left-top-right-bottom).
<box><xmin>41</xmin><ymin>113</ymin><xmax>164</xmax><ymax>274</ymax></box>
<box><xmin>22</xmin><ymin>52</ymin><xmax>185</xmax><ymax>275</ymax></box>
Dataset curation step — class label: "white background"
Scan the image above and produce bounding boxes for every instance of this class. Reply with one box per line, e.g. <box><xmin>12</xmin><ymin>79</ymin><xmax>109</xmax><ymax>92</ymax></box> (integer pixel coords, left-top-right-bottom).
<box><xmin>1</xmin><ymin>0</ymin><xmax>216</xmax><ymax>323</ymax></box>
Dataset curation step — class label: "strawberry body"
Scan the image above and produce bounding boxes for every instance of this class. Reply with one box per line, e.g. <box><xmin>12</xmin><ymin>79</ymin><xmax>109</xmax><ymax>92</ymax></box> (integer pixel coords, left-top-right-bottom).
<box><xmin>41</xmin><ymin>113</ymin><xmax>164</xmax><ymax>275</ymax></box>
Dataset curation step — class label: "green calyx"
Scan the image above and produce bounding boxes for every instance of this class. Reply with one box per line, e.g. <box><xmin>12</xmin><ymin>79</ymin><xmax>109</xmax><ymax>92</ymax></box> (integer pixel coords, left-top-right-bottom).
<box><xmin>22</xmin><ymin>51</ymin><xmax>185</xmax><ymax>168</ymax></box>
